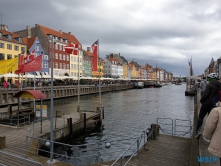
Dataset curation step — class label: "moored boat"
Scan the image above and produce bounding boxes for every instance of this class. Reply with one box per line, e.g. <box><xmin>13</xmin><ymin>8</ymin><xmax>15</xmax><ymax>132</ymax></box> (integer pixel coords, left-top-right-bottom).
<box><xmin>135</xmin><ymin>82</ymin><xmax>144</xmax><ymax>89</ymax></box>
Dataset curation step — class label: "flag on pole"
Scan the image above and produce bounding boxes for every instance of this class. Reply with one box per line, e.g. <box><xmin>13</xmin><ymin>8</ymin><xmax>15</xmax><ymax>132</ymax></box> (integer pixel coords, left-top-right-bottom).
<box><xmin>15</xmin><ymin>54</ymin><xmax>43</xmax><ymax>74</ymax></box>
<box><xmin>24</xmin><ymin>49</ymin><xmax>35</xmax><ymax>61</ymax></box>
<box><xmin>91</xmin><ymin>40</ymin><xmax>98</xmax><ymax>71</ymax></box>
<box><xmin>64</xmin><ymin>44</ymin><xmax>79</xmax><ymax>55</ymax></box>
<box><xmin>0</xmin><ymin>57</ymin><xmax>19</xmax><ymax>74</ymax></box>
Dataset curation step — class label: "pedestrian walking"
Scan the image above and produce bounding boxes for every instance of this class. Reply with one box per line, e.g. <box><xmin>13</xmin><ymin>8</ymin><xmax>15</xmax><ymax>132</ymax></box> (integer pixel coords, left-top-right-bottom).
<box><xmin>195</xmin><ymin>73</ymin><xmax>221</xmax><ymax>139</ymax></box>
<box><xmin>203</xmin><ymin>105</ymin><xmax>221</xmax><ymax>166</ymax></box>
<box><xmin>199</xmin><ymin>77</ymin><xmax>208</xmax><ymax>97</ymax></box>
<box><xmin>3</xmin><ymin>81</ymin><xmax>7</xmax><ymax>89</ymax></box>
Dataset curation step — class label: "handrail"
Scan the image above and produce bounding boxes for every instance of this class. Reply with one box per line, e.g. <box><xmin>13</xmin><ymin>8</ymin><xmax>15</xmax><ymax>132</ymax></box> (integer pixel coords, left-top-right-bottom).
<box><xmin>0</xmin><ymin>150</ymin><xmax>41</xmax><ymax>166</ymax></box>
<box><xmin>111</xmin><ymin>124</ymin><xmax>153</xmax><ymax>166</ymax></box>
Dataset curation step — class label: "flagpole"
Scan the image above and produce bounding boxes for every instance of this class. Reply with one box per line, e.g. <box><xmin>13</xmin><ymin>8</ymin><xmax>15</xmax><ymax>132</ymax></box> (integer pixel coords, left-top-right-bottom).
<box><xmin>49</xmin><ymin>37</ymin><xmax>55</xmax><ymax>163</ymax></box>
<box><xmin>98</xmin><ymin>39</ymin><xmax>102</xmax><ymax>117</ymax></box>
<box><xmin>77</xmin><ymin>46</ymin><xmax>80</xmax><ymax>107</ymax></box>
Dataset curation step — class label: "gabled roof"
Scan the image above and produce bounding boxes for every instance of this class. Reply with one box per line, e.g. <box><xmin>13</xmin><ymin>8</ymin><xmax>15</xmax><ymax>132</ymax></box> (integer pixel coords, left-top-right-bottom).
<box><xmin>38</xmin><ymin>24</ymin><xmax>81</xmax><ymax>47</ymax></box>
<box><xmin>84</xmin><ymin>50</ymin><xmax>93</xmax><ymax>57</ymax></box>
<box><xmin>210</xmin><ymin>57</ymin><xmax>214</xmax><ymax>64</ymax></box>
<box><xmin>120</xmin><ymin>56</ymin><xmax>128</xmax><ymax>64</ymax></box>
<box><xmin>27</xmin><ymin>36</ymin><xmax>36</xmax><ymax>50</ymax></box>
<box><xmin>0</xmin><ymin>30</ymin><xmax>26</xmax><ymax>45</ymax></box>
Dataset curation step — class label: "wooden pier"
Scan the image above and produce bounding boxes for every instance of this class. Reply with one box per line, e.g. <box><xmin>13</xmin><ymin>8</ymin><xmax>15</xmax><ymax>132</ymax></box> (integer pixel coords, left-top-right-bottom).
<box><xmin>89</xmin><ymin>134</ymin><xmax>191</xmax><ymax>166</ymax></box>
<box><xmin>0</xmin><ymin>109</ymin><xmax>100</xmax><ymax>166</ymax></box>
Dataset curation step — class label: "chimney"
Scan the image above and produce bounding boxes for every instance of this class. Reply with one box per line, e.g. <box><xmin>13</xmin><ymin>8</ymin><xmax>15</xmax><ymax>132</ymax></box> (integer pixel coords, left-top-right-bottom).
<box><xmin>68</xmin><ymin>32</ymin><xmax>71</xmax><ymax>35</ymax></box>
<box><xmin>27</xmin><ymin>26</ymin><xmax>31</xmax><ymax>38</ymax></box>
<box><xmin>0</xmin><ymin>24</ymin><xmax>8</xmax><ymax>31</ymax></box>
<box><xmin>87</xmin><ymin>47</ymin><xmax>91</xmax><ymax>52</ymax></box>
<box><xmin>59</xmin><ymin>30</ymin><xmax>62</xmax><ymax>34</ymax></box>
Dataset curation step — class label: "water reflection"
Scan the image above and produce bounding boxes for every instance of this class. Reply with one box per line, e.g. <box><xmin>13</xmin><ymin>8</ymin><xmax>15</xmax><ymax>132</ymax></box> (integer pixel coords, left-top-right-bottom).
<box><xmin>42</xmin><ymin>84</ymin><xmax>194</xmax><ymax>165</ymax></box>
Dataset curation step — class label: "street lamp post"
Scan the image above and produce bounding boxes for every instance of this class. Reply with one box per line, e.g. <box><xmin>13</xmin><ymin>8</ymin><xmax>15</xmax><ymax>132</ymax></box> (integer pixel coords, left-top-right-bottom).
<box><xmin>49</xmin><ymin>37</ymin><xmax>55</xmax><ymax>163</ymax></box>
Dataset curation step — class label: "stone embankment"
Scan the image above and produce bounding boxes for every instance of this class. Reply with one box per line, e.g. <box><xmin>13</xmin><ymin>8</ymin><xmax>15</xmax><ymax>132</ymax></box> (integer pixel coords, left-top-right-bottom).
<box><xmin>0</xmin><ymin>84</ymin><xmax>134</xmax><ymax>106</ymax></box>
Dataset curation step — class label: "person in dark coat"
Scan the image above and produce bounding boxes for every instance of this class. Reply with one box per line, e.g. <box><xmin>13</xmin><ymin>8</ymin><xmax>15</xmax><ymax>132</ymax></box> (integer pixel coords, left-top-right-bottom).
<box><xmin>195</xmin><ymin>73</ymin><xmax>221</xmax><ymax>139</ymax></box>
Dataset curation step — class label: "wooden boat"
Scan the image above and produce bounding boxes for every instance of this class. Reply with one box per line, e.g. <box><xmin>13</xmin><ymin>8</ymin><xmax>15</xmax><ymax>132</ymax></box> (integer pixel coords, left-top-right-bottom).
<box><xmin>135</xmin><ymin>82</ymin><xmax>144</xmax><ymax>89</ymax></box>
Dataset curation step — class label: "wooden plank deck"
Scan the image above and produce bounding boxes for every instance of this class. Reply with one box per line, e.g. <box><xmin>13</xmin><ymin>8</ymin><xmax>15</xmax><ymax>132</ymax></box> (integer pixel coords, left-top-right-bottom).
<box><xmin>90</xmin><ymin>134</ymin><xmax>192</xmax><ymax>166</ymax></box>
<box><xmin>0</xmin><ymin>110</ymin><xmax>98</xmax><ymax>166</ymax></box>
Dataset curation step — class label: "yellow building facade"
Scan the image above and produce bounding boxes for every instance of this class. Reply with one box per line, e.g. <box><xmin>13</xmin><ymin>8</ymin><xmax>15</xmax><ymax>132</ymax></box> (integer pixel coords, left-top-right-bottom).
<box><xmin>123</xmin><ymin>64</ymin><xmax>128</xmax><ymax>79</ymax></box>
<box><xmin>70</xmin><ymin>50</ymin><xmax>83</xmax><ymax>78</ymax></box>
<box><xmin>0</xmin><ymin>28</ymin><xmax>27</xmax><ymax>83</ymax></box>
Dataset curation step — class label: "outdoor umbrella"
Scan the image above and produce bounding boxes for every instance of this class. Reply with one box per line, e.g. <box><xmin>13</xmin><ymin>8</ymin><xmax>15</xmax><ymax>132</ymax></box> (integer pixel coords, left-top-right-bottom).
<box><xmin>2</xmin><ymin>73</ymin><xmax>19</xmax><ymax>78</ymax></box>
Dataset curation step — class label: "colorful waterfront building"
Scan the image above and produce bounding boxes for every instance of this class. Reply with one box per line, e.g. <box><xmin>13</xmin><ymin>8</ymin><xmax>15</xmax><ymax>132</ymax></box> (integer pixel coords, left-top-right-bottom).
<box><xmin>15</xmin><ymin>24</ymin><xmax>82</xmax><ymax>77</ymax></box>
<box><xmin>0</xmin><ymin>24</ymin><xmax>27</xmax><ymax>83</ymax></box>
<box><xmin>83</xmin><ymin>49</ymin><xmax>92</xmax><ymax>77</ymax></box>
<box><xmin>112</xmin><ymin>53</ymin><xmax>129</xmax><ymax>79</ymax></box>
<box><xmin>27</xmin><ymin>36</ymin><xmax>49</xmax><ymax>75</ymax></box>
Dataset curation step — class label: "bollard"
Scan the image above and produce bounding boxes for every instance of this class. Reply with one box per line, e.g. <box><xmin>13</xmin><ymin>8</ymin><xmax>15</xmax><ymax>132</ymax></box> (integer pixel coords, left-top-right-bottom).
<box><xmin>67</xmin><ymin>118</ymin><xmax>72</xmax><ymax>138</ymax></box>
<box><xmin>156</xmin><ymin>125</ymin><xmax>160</xmax><ymax>136</ymax></box>
<box><xmin>102</xmin><ymin>107</ymin><xmax>104</xmax><ymax>119</ymax></box>
<box><xmin>83</xmin><ymin>113</ymin><xmax>86</xmax><ymax>131</ymax></box>
<box><xmin>0</xmin><ymin>136</ymin><xmax>6</xmax><ymax>149</ymax></box>
<box><xmin>152</xmin><ymin>124</ymin><xmax>157</xmax><ymax>140</ymax></box>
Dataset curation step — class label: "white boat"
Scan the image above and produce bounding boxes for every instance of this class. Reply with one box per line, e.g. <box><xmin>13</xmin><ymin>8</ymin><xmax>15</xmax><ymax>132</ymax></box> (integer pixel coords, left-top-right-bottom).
<box><xmin>135</xmin><ymin>82</ymin><xmax>144</xmax><ymax>89</ymax></box>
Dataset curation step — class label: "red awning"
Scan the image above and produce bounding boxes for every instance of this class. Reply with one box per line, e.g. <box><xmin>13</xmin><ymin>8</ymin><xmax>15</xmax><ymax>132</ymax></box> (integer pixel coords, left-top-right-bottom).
<box><xmin>13</xmin><ymin>90</ymin><xmax>47</xmax><ymax>99</ymax></box>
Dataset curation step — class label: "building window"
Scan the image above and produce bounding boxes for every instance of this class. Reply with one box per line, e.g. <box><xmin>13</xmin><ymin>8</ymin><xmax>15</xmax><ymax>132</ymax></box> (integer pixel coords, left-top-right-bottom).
<box><xmin>55</xmin><ymin>53</ymin><xmax>58</xmax><ymax>59</ymax></box>
<box><xmin>8</xmin><ymin>35</ymin><xmax>12</xmax><ymax>41</ymax></box>
<box><xmin>67</xmin><ymin>55</ymin><xmax>69</xmax><ymax>61</ymax></box>
<box><xmin>80</xmin><ymin>58</ymin><xmax>82</xmax><ymax>62</ymax></box>
<box><xmin>21</xmin><ymin>47</ymin><xmax>25</xmax><ymax>52</ymax></box>
<box><xmin>71</xmin><ymin>64</ymin><xmax>74</xmax><ymax>69</ymax></box>
<box><xmin>74</xmin><ymin>64</ymin><xmax>76</xmax><ymax>69</ymax></box>
<box><xmin>14</xmin><ymin>45</ymin><xmax>19</xmax><ymax>51</ymax></box>
<box><xmin>71</xmin><ymin>56</ymin><xmax>74</xmax><ymax>62</ymax></box>
<box><xmin>7</xmin><ymin>54</ymin><xmax>12</xmax><ymax>59</ymax></box>
<box><xmin>63</xmin><ymin>54</ymin><xmax>65</xmax><ymax>60</ymax></box>
<box><xmin>0</xmin><ymin>43</ymin><xmax>4</xmax><ymax>48</ymax></box>
<box><xmin>7</xmin><ymin>44</ymin><xmax>12</xmax><ymax>50</ymax></box>
<box><xmin>55</xmin><ymin>62</ymin><xmax>58</xmax><ymax>68</ymax></box>
<box><xmin>55</xmin><ymin>44</ymin><xmax>58</xmax><ymax>50</ymax></box>
<box><xmin>0</xmin><ymin>53</ymin><xmax>4</xmax><ymax>60</ymax></box>
<box><xmin>44</xmin><ymin>63</ymin><xmax>48</xmax><ymax>68</ymax></box>
<box><xmin>63</xmin><ymin>63</ymin><xmax>66</xmax><ymax>69</ymax></box>
<box><xmin>44</xmin><ymin>55</ymin><xmax>48</xmax><ymax>60</ymax></box>
<box><xmin>60</xmin><ymin>63</ymin><xmax>62</xmax><ymax>69</ymax></box>
<box><xmin>59</xmin><ymin>54</ymin><xmax>62</xmax><ymax>60</ymax></box>
<box><xmin>60</xmin><ymin>45</ymin><xmax>63</xmax><ymax>50</ymax></box>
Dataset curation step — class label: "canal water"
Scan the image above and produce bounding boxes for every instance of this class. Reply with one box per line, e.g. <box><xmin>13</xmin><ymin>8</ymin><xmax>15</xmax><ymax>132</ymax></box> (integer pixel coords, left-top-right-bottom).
<box><xmin>42</xmin><ymin>84</ymin><xmax>194</xmax><ymax>165</ymax></box>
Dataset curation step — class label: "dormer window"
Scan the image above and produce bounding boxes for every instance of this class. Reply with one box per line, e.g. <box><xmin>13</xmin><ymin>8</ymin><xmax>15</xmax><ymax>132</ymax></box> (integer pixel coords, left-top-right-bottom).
<box><xmin>59</xmin><ymin>38</ymin><xmax>63</xmax><ymax>42</ymax></box>
<box><xmin>65</xmin><ymin>39</ymin><xmax>68</xmax><ymax>43</ymax></box>
<box><xmin>8</xmin><ymin>35</ymin><xmax>12</xmax><ymax>41</ymax></box>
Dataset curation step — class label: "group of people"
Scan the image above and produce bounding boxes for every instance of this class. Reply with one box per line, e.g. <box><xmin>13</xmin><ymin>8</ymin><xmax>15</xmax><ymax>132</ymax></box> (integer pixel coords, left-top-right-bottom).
<box><xmin>196</xmin><ymin>73</ymin><xmax>221</xmax><ymax>165</ymax></box>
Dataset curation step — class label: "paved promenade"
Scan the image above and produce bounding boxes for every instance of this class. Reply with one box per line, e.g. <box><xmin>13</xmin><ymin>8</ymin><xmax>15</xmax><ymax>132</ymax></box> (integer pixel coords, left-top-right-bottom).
<box><xmin>0</xmin><ymin>107</ymin><xmax>98</xmax><ymax>166</ymax></box>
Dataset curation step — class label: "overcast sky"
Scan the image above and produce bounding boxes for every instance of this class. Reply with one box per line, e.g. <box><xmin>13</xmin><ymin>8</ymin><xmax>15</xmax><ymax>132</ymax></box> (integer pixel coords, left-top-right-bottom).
<box><xmin>1</xmin><ymin>0</ymin><xmax>221</xmax><ymax>77</ymax></box>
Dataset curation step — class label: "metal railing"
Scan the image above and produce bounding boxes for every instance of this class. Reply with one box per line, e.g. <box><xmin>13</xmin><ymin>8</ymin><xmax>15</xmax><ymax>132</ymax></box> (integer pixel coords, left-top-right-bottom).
<box><xmin>111</xmin><ymin>124</ymin><xmax>153</xmax><ymax>166</ymax></box>
<box><xmin>157</xmin><ymin>118</ymin><xmax>192</xmax><ymax>138</ymax></box>
<box><xmin>0</xmin><ymin>150</ymin><xmax>41</xmax><ymax>166</ymax></box>
<box><xmin>0</xmin><ymin>112</ymin><xmax>32</xmax><ymax>127</ymax></box>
